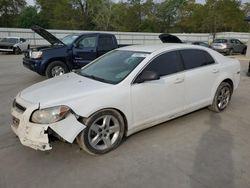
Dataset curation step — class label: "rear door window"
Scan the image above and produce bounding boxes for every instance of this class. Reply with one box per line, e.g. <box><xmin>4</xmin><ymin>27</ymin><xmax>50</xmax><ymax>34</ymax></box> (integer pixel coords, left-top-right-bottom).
<box><xmin>180</xmin><ymin>49</ymin><xmax>215</xmax><ymax>70</ymax></box>
<box><xmin>214</xmin><ymin>39</ymin><xmax>227</xmax><ymax>43</ymax></box>
<box><xmin>143</xmin><ymin>51</ymin><xmax>184</xmax><ymax>77</ymax></box>
<box><xmin>235</xmin><ymin>40</ymin><xmax>242</xmax><ymax>44</ymax></box>
<box><xmin>98</xmin><ymin>35</ymin><xmax>116</xmax><ymax>51</ymax></box>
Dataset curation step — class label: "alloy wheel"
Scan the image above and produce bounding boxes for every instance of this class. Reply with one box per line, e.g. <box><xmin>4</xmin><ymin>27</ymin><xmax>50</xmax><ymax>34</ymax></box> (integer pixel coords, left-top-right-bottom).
<box><xmin>217</xmin><ymin>86</ymin><xmax>231</xmax><ymax>110</ymax></box>
<box><xmin>51</xmin><ymin>66</ymin><xmax>65</xmax><ymax>77</ymax></box>
<box><xmin>88</xmin><ymin>115</ymin><xmax>121</xmax><ymax>150</ymax></box>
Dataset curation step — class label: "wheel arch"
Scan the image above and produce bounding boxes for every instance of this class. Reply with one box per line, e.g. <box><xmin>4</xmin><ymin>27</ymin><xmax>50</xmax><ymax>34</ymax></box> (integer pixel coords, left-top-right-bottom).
<box><xmin>222</xmin><ymin>78</ymin><xmax>234</xmax><ymax>92</ymax></box>
<box><xmin>210</xmin><ymin>77</ymin><xmax>234</xmax><ymax>104</ymax></box>
<box><xmin>82</xmin><ymin>107</ymin><xmax>128</xmax><ymax>137</ymax></box>
<box><xmin>44</xmin><ymin>58</ymin><xmax>68</xmax><ymax>72</ymax></box>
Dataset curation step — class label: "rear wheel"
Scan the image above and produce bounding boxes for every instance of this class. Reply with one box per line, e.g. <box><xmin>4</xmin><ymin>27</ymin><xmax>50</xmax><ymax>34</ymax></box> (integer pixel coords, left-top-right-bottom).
<box><xmin>209</xmin><ymin>82</ymin><xmax>232</xmax><ymax>112</ymax></box>
<box><xmin>45</xmin><ymin>61</ymin><xmax>69</xmax><ymax>78</ymax></box>
<box><xmin>77</xmin><ymin>109</ymin><xmax>125</xmax><ymax>155</ymax></box>
<box><xmin>242</xmin><ymin>48</ymin><xmax>247</xmax><ymax>55</ymax></box>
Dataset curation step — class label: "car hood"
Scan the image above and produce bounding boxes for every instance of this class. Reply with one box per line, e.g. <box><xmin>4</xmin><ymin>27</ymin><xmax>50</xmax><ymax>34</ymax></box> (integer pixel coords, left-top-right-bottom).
<box><xmin>20</xmin><ymin>72</ymin><xmax>111</xmax><ymax>107</ymax></box>
<box><xmin>31</xmin><ymin>25</ymin><xmax>65</xmax><ymax>46</ymax></box>
<box><xmin>0</xmin><ymin>42</ymin><xmax>15</xmax><ymax>46</ymax></box>
<box><xmin>159</xmin><ymin>34</ymin><xmax>183</xmax><ymax>43</ymax></box>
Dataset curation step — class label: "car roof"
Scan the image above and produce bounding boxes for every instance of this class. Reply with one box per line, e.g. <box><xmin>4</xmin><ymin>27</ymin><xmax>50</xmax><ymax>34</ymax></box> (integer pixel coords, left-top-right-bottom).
<box><xmin>117</xmin><ymin>43</ymin><xmax>208</xmax><ymax>53</ymax></box>
<box><xmin>215</xmin><ymin>38</ymin><xmax>240</xmax><ymax>40</ymax></box>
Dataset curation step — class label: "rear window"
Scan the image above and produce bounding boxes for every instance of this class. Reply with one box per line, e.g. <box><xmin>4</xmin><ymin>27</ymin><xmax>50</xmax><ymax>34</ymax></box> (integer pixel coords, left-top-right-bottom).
<box><xmin>180</xmin><ymin>49</ymin><xmax>215</xmax><ymax>70</ymax></box>
<box><xmin>214</xmin><ymin>39</ymin><xmax>227</xmax><ymax>43</ymax></box>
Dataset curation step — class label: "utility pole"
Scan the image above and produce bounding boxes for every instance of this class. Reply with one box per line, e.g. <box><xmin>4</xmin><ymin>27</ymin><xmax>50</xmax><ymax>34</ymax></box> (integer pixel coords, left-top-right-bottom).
<box><xmin>244</xmin><ymin>16</ymin><xmax>250</xmax><ymax>58</ymax></box>
<box><xmin>244</xmin><ymin>16</ymin><xmax>250</xmax><ymax>76</ymax></box>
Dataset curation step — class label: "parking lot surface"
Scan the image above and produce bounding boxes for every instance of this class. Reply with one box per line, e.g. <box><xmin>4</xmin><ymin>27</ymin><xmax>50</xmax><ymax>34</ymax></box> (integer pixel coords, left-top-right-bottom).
<box><xmin>0</xmin><ymin>54</ymin><xmax>250</xmax><ymax>188</ymax></box>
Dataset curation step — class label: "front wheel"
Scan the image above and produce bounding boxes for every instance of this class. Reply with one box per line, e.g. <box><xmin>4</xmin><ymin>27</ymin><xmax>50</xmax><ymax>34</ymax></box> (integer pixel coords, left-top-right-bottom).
<box><xmin>77</xmin><ymin>109</ymin><xmax>125</xmax><ymax>155</ymax></box>
<box><xmin>13</xmin><ymin>47</ymin><xmax>21</xmax><ymax>55</ymax></box>
<box><xmin>45</xmin><ymin>61</ymin><xmax>69</xmax><ymax>78</ymax></box>
<box><xmin>209</xmin><ymin>82</ymin><xmax>232</xmax><ymax>112</ymax></box>
<box><xmin>226</xmin><ymin>49</ymin><xmax>233</xmax><ymax>56</ymax></box>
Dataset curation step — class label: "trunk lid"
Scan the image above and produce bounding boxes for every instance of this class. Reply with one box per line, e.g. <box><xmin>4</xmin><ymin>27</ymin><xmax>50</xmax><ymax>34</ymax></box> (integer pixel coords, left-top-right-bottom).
<box><xmin>159</xmin><ymin>34</ymin><xmax>182</xmax><ymax>43</ymax></box>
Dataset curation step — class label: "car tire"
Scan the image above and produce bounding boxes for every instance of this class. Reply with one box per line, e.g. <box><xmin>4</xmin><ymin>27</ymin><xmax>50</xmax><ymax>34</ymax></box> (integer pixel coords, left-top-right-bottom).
<box><xmin>13</xmin><ymin>47</ymin><xmax>21</xmax><ymax>55</ymax></box>
<box><xmin>45</xmin><ymin>61</ymin><xmax>69</xmax><ymax>78</ymax></box>
<box><xmin>76</xmin><ymin>109</ymin><xmax>125</xmax><ymax>155</ymax></box>
<box><xmin>227</xmin><ymin>49</ymin><xmax>233</xmax><ymax>55</ymax></box>
<box><xmin>242</xmin><ymin>48</ymin><xmax>247</xmax><ymax>55</ymax></box>
<box><xmin>209</xmin><ymin>82</ymin><xmax>232</xmax><ymax>112</ymax></box>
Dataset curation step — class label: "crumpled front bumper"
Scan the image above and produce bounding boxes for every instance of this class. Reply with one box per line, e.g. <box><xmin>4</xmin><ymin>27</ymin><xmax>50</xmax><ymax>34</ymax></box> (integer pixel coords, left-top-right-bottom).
<box><xmin>11</xmin><ymin>95</ymin><xmax>86</xmax><ymax>151</ymax></box>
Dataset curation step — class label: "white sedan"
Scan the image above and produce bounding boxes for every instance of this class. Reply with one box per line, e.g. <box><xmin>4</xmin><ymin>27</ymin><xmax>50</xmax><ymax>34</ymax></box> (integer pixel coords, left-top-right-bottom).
<box><xmin>11</xmin><ymin>44</ymin><xmax>240</xmax><ymax>154</ymax></box>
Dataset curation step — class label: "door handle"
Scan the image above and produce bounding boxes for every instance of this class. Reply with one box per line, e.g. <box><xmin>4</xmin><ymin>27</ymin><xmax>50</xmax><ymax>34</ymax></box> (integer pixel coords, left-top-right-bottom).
<box><xmin>212</xmin><ymin>69</ymin><xmax>219</xmax><ymax>73</ymax></box>
<box><xmin>174</xmin><ymin>77</ymin><xmax>184</xmax><ymax>84</ymax></box>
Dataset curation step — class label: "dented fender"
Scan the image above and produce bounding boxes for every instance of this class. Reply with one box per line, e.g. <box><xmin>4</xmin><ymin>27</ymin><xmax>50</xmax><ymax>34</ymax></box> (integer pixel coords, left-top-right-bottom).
<box><xmin>11</xmin><ymin>96</ymin><xmax>86</xmax><ymax>151</ymax></box>
<box><xmin>49</xmin><ymin>113</ymin><xmax>86</xmax><ymax>143</ymax></box>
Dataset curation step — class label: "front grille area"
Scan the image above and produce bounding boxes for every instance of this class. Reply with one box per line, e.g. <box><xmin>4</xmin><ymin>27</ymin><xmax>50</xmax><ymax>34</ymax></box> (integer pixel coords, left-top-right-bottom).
<box><xmin>13</xmin><ymin>100</ymin><xmax>26</xmax><ymax>113</ymax></box>
<box><xmin>12</xmin><ymin>116</ymin><xmax>20</xmax><ymax>127</ymax></box>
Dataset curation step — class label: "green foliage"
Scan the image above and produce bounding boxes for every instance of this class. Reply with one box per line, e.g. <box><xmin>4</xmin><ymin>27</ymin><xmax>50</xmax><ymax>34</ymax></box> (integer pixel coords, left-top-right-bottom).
<box><xmin>0</xmin><ymin>0</ymin><xmax>249</xmax><ymax>32</ymax></box>
<box><xmin>0</xmin><ymin>0</ymin><xmax>26</xmax><ymax>27</ymax></box>
<box><xmin>17</xmin><ymin>6</ymin><xmax>48</xmax><ymax>28</ymax></box>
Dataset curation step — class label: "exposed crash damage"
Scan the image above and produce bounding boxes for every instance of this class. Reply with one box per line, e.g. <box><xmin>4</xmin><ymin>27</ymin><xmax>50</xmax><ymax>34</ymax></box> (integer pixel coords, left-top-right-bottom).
<box><xmin>11</xmin><ymin>92</ymin><xmax>86</xmax><ymax>151</ymax></box>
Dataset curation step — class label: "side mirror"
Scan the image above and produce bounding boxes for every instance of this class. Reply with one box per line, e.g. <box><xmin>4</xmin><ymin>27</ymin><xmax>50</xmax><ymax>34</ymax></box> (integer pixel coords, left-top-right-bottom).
<box><xmin>135</xmin><ymin>71</ymin><xmax>160</xmax><ymax>83</ymax></box>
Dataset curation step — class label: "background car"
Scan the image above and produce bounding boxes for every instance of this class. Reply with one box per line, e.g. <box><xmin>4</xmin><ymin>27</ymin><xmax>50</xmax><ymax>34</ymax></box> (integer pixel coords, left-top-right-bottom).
<box><xmin>0</xmin><ymin>37</ymin><xmax>30</xmax><ymax>54</ymax></box>
<box><xmin>192</xmin><ymin>41</ymin><xmax>210</xmax><ymax>48</ymax></box>
<box><xmin>211</xmin><ymin>38</ymin><xmax>247</xmax><ymax>55</ymax></box>
<box><xmin>11</xmin><ymin>44</ymin><xmax>240</xmax><ymax>155</ymax></box>
<box><xmin>23</xmin><ymin>26</ymin><xmax>120</xmax><ymax>78</ymax></box>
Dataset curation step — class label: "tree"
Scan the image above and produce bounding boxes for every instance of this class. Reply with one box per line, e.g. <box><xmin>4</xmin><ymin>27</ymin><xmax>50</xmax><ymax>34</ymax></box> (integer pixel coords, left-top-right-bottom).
<box><xmin>201</xmin><ymin>0</ymin><xmax>248</xmax><ymax>37</ymax></box>
<box><xmin>156</xmin><ymin>0</ymin><xmax>187</xmax><ymax>32</ymax></box>
<box><xmin>2</xmin><ymin>0</ymin><xmax>248</xmax><ymax>33</ymax></box>
<box><xmin>139</xmin><ymin>0</ymin><xmax>159</xmax><ymax>32</ymax></box>
<box><xmin>0</xmin><ymin>0</ymin><xmax>26</xmax><ymax>27</ymax></box>
<box><xmin>90</xmin><ymin>0</ymin><xmax>113</xmax><ymax>30</ymax></box>
<box><xmin>17</xmin><ymin>6</ymin><xmax>48</xmax><ymax>28</ymax></box>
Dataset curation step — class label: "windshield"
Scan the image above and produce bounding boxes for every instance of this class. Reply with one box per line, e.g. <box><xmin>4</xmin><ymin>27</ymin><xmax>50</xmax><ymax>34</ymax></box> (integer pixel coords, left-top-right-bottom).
<box><xmin>0</xmin><ymin>38</ymin><xmax>19</xmax><ymax>43</ymax></box>
<box><xmin>79</xmin><ymin>50</ymin><xmax>150</xmax><ymax>84</ymax></box>
<box><xmin>214</xmin><ymin>39</ymin><xmax>228</xmax><ymax>43</ymax></box>
<box><xmin>62</xmin><ymin>34</ymin><xmax>79</xmax><ymax>45</ymax></box>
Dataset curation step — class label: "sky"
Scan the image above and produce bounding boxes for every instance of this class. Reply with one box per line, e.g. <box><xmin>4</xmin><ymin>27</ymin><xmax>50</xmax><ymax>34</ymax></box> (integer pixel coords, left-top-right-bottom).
<box><xmin>26</xmin><ymin>0</ymin><xmax>35</xmax><ymax>6</ymax></box>
<box><xmin>26</xmin><ymin>0</ymin><xmax>250</xmax><ymax>6</ymax></box>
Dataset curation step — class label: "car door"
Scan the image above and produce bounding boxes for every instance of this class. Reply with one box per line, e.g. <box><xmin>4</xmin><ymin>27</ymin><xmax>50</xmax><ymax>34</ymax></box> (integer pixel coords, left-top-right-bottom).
<box><xmin>131</xmin><ymin>51</ymin><xmax>186</xmax><ymax>128</ymax></box>
<box><xmin>72</xmin><ymin>35</ymin><xmax>98</xmax><ymax>67</ymax></box>
<box><xmin>230</xmin><ymin>39</ymin><xmax>239</xmax><ymax>53</ymax></box>
<box><xmin>180</xmin><ymin>49</ymin><xmax>219</xmax><ymax>111</ymax></box>
<box><xmin>235</xmin><ymin>39</ymin><xmax>245</xmax><ymax>53</ymax></box>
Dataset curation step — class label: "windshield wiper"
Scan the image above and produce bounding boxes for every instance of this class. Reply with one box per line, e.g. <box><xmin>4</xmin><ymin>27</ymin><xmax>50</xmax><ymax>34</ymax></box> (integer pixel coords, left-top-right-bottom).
<box><xmin>81</xmin><ymin>73</ymin><xmax>114</xmax><ymax>84</ymax></box>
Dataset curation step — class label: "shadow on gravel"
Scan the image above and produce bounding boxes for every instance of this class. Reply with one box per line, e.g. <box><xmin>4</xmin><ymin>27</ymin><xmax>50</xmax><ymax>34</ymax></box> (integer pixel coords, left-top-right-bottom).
<box><xmin>191</xmin><ymin>113</ymin><xmax>234</xmax><ymax>188</ymax></box>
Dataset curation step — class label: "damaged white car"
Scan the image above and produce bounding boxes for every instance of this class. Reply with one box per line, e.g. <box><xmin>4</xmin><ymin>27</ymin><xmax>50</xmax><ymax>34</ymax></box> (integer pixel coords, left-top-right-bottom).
<box><xmin>11</xmin><ymin>44</ymin><xmax>240</xmax><ymax>155</ymax></box>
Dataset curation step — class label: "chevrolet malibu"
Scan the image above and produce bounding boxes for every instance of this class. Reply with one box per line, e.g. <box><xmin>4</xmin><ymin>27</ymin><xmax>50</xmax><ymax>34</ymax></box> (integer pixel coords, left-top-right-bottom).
<box><xmin>11</xmin><ymin>44</ymin><xmax>240</xmax><ymax>155</ymax></box>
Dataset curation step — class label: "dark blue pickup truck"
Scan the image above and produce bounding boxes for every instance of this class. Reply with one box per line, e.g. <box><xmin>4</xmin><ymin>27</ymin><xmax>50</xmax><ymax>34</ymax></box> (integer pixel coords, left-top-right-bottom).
<box><xmin>23</xmin><ymin>26</ymin><xmax>121</xmax><ymax>78</ymax></box>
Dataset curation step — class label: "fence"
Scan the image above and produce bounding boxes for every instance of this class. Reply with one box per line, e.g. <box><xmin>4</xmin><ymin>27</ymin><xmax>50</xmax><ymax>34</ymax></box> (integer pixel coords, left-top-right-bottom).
<box><xmin>0</xmin><ymin>27</ymin><xmax>249</xmax><ymax>46</ymax></box>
